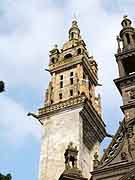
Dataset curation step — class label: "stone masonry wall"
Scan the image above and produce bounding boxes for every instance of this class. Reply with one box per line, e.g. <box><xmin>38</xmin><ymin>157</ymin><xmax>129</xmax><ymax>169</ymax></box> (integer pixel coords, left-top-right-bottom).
<box><xmin>38</xmin><ymin>107</ymin><xmax>100</xmax><ymax>180</ymax></box>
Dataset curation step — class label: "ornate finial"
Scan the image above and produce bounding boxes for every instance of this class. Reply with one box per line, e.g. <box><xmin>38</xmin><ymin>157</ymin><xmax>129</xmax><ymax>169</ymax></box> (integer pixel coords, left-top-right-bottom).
<box><xmin>64</xmin><ymin>142</ymin><xmax>78</xmax><ymax>170</ymax></box>
<box><xmin>116</xmin><ymin>35</ymin><xmax>122</xmax><ymax>53</ymax></box>
<box><xmin>123</xmin><ymin>15</ymin><xmax>128</xmax><ymax>19</ymax></box>
<box><xmin>71</xmin><ymin>13</ymin><xmax>78</xmax><ymax>27</ymax></box>
<box><xmin>94</xmin><ymin>152</ymin><xmax>99</xmax><ymax>160</ymax></box>
<box><xmin>121</xmin><ymin>15</ymin><xmax>132</xmax><ymax>28</ymax></box>
<box><xmin>73</xmin><ymin>13</ymin><xmax>77</xmax><ymax>21</ymax></box>
<box><xmin>93</xmin><ymin>152</ymin><xmax>100</xmax><ymax>169</ymax></box>
<box><xmin>68</xmin><ymin>14</ymin><xmax>81</xmax><ymax>40</ymax></box>
<box><xmin>72</xmin><ymin>20</ymin><xmax>77</xmax><ymax>27</ymax></box>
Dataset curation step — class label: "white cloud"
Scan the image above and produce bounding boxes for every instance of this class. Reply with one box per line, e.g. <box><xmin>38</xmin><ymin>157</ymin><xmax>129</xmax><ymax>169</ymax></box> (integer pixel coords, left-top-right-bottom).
<box><xmin>0</xmin><ymin>0</ymin><xmax>65</xmax><ymax>89</ymax></box>
<box><xmin>0</xmin><ymin>0</ymin><xmax>66</xmax><ymax>148</ymax></box>
<box><xmin>0</xmin><ymin>93</ymin><xmax>43</xmax><ymax>146</ymax></box>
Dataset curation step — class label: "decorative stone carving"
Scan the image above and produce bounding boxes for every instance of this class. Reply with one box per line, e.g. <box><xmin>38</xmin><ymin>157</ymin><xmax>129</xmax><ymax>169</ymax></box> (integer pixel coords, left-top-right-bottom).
<box><xmin>121</xmin><ymin>152</ymin><xmax>128</xmax><ymax>160</ymax></box>
<box><xmin>127</xmin><ymin>124</ymin><xmax>134</xmax><ymax>138</ymax></box>
<box><xmin>125</xmin><ymin>112</ymin><xmax>130</xmax><ymax>120</ymax></box>
<box><xmin>128</xmin><ymin>175</ymin><xmax>135</xmax><ymax>180</ymax></box>
<box><xmin>117</xmin><ymin>35</ymin><xmax>122</xmax><ymax>53</ymax></box>
<box><xmin>102</xmin><ymin>130</ymin><xmax>124</xmax><ymax>164</ymax></box>
<box><xmin>64</xmin><ymin>142</ymin><xmax>78</xmax><ymax>170</ymax></box>
<box><xmin>39</xmin><ymin>95</ymin><xmax>86</xmax><ymax>116</ymax></box>
<box><xmin>59</xmin><ymin>143</ymin><xmax>88</xmax><ymax>180</ymax></box>
<box><xmin>45</xmin><ymin>89</ymin><xmax>49</xmax><ymax>103</ymax></box>
<box><xmin>129</xmin><ymin>89</ymin><xmax>135</xmax><ymax>100</ymax></box>
<box><xmin>93</xmin><ymin>152</ymin><xmax>100</xmax><ymax>169</ymax></box>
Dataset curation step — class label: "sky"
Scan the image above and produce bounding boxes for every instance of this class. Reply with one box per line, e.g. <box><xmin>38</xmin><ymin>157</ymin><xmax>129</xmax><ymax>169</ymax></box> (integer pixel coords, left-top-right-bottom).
<box><xmin>0</xmin><ymin>0</ymin><xmax>135</xmax><ymax>180</ymax></box>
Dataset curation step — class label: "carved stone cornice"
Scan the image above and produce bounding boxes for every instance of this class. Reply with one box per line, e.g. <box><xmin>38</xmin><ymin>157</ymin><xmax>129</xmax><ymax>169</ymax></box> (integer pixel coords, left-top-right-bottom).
<box><xmin>119</xmin><ymin>168</ymin><xmax>135</xmax><ymax>180</ymax></box>
<box><xmin>58</xmin><ymin>169</ymin><xmax>88</xmax><ymax>180</ymax></box>
<box><xmin>114</xmin><ymin>73</ymin><xmax>135</xmax><ymax>94</ymax></box>
<box><xmin>80</xmin><ymin>99</ymin><xmax>106</xmax><ymax>150</ymax></box>
<box><xmin>121</xmin><ymin>102</ymin><xmax>135</xmax><ymax>113</ymax></box>
<box><xmin>91</xmin><ymin>161</ymin><xmax>135</xmax><ymax>177</ymax></box>
<box><xmin>38</xmin><ymin>95</ymin><xmax>86</xmax><ymax>119</ymax></box>
<box><xmin>115</xmin><ymin>48</ymin><xmax>135</xmax><ymax>61</ymax></box>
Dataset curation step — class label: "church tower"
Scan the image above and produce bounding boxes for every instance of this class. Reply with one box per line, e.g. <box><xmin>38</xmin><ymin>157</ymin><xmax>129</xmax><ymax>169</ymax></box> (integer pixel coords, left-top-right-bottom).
<box><xmin>115</xmin><ymin>16</ymin><xmax>135</xmax><ymax>123</ymax></box>
<box><xmin>37</xmin><ymin>20</ymin><xmax>106</xmax><ymax>180</ymax></box>
<box><xmin>114</xmin><ymin>15</ymin><xmax>135</xmax><ymax>159</ymax></box>
<box><xmin>91</xmin><ymin>16</ymin><xmax>135</xmax><ymax>180</ymax></box>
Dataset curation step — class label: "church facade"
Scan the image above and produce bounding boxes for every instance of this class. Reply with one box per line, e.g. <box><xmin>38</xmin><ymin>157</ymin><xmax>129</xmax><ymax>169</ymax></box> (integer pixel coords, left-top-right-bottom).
<box><xmin>31</xmin><ymin>16</ymin><xmax>135</xmax><ymax>180</ymax></box>
<box><xmin>91</xmin><ymin>16</ymin><xmax>135</xmax><ymax>180</ymax></box>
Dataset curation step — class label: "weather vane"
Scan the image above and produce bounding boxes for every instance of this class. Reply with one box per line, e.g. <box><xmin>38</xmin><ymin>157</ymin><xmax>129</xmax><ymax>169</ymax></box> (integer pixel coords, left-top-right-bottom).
<box><xmin>123</xmin><ymin>15</ymin><xmax>128</xmax><ymax>19</ymax></box>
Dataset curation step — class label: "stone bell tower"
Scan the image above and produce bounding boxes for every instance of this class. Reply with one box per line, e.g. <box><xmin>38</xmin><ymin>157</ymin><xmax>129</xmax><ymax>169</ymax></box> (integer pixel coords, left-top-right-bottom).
<box><xmin>37</xmin><ymin>20</ymin><xmax>106</xmax><ymax>180</ymax></box>
<box><xmin>115</xmin><ymin>16</ymin><xmax>135</xmax><ymax>159</ymax></box>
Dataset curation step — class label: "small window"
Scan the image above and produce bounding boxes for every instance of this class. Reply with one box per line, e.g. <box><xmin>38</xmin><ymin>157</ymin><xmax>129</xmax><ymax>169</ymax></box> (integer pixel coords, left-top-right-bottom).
<box><xmin>70</xmin><ymin>72</ymin><xmax>73</xmax><ymax>76</ymax></box>
<box><xmin>132</xmin><ymin>35</ymin><xmax>135</xmax><ymax>42</ymax></box>
<box><xmin>126</xmin><ymin>33</ymin><xmax>130</xmax><ymax>44</ymax></box>
<box><xmin>60</xmin><ymin>81</ymin><xmax>63</xmax><ymax>88</ymax></box>
<box><xmin>83</xmin><ymin>73</ymin><xmax>86</xmax><ymax>79</ymax></box>
<box><xmin>51</xmin><ymin>57</ymin><xmax>55</xmax><ymax>64</ymax></box>
<box><xmin>70</xmin><ymin>78</ymin><xmax>73</xmax><ymax>85</ymax></box>
<box><xmin>60</xmin><ymin>75</ymin><xmax>63</xmax><ymax>80</ymax></box>
<box><xmin>51</xmin><ymin>100</ymin><xmax>53</xmax><ymax>104</ymax></box>
<box><xmin>59</xmin><ymin>93</ymin><xmax>62</xmax><ymax>100</ymax></box>
<box><xmin>70</xmin><ymin>89</ymin><xmax>73</xmax><ymax>96</ymax></box>
<box><xmin>64</xmin><ymin>53</ymin><xmax>72</xmax><ymax>59</ymax></box>
<box><xmin>77</xmin><ymin>48</ymin><xmax>81</xmax><ymax>55</ymax></box>
<box><xmin>71</xmin><ymin>32</ymin><xmax>74</xmax><ymax>39</ymax></box>
<box><xmin>81</xmin><ymin>92</ymin><xmax>85</xmax><ymax>96</ymax></box>
<box><xmin>89</xmin><ymin>81</ymin><xmax>91</xmax><ymax>91</ymax></box>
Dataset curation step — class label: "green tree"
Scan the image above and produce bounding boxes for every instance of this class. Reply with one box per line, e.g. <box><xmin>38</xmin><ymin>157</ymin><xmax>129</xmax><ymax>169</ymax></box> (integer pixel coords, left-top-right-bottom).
<box><xmin>0</xmin><ymin>81</ymin><xmax>5</xmax><ymax>93</ymax></box>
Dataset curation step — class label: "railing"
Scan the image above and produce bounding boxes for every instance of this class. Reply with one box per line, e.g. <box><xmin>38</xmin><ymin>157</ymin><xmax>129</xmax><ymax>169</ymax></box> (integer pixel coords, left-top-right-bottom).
<box><xmin>39</xmin><ymin>95</ymin><xmax>86</xmax><ymax>115</ymax></box>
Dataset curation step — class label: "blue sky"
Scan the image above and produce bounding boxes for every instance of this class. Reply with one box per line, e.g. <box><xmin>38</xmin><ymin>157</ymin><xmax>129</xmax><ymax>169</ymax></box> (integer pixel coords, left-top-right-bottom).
<box><xmin>0</xmin><ymin>1</ymin><xmax>135</xmax><ymax>180</ymax></box>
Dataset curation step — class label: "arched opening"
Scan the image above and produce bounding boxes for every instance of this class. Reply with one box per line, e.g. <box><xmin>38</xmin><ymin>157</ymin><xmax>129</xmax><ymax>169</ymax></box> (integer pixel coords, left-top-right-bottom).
<box><xmin>132</xmin><ymin>34</ymin><xmax>135</xmax><ymax>44</ymax></box>
<box><xmin>51</xmin><ymin>57</ymin><xmax>55</xmax><ymax>64</ymax></box>
<box><xmin>124</xmin><ymin>21</ymin><xmax>127</xmax><ymax>27</ymax></box>
<box><xmin>126</xmin><ymin>33</ymin><xmax>130</xmax><ymax>45</ymax></box>
<box><xmin>123</xmin><ymin>56</ymin><xmax>135</xmax><ymax>75</ymax></box>
<box><xmin>70</xmin><ymin>89</ymin><xmax>73</xmax><ymax>96</ymax></box>
<box><xmin>71</xmin><ymin>32</ymin><xmax>74</xmax><ymax>39</ymax></box>
<box><xmin>64</xmin><ymin>53</ymin><xmax>72</xmax><ymax>59</ymax></box>
<box><xmin>81</xmin><ymin>92</ymin><xmax>86</xmax><ymax>96</ymax></box>
<box><xmin>59</xmin><ymin>93</ymin><xmax>63</xmax><ymax>100</ymax></box>
<box><xmin>60</xmin><ymin>81</ymin><xmax>63</xmax><ymax>88</ymax></box>
<box><xmin>77</xmin><ymin>48</ymin><xmax>81</xmax><ymax>55</ymax></box>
